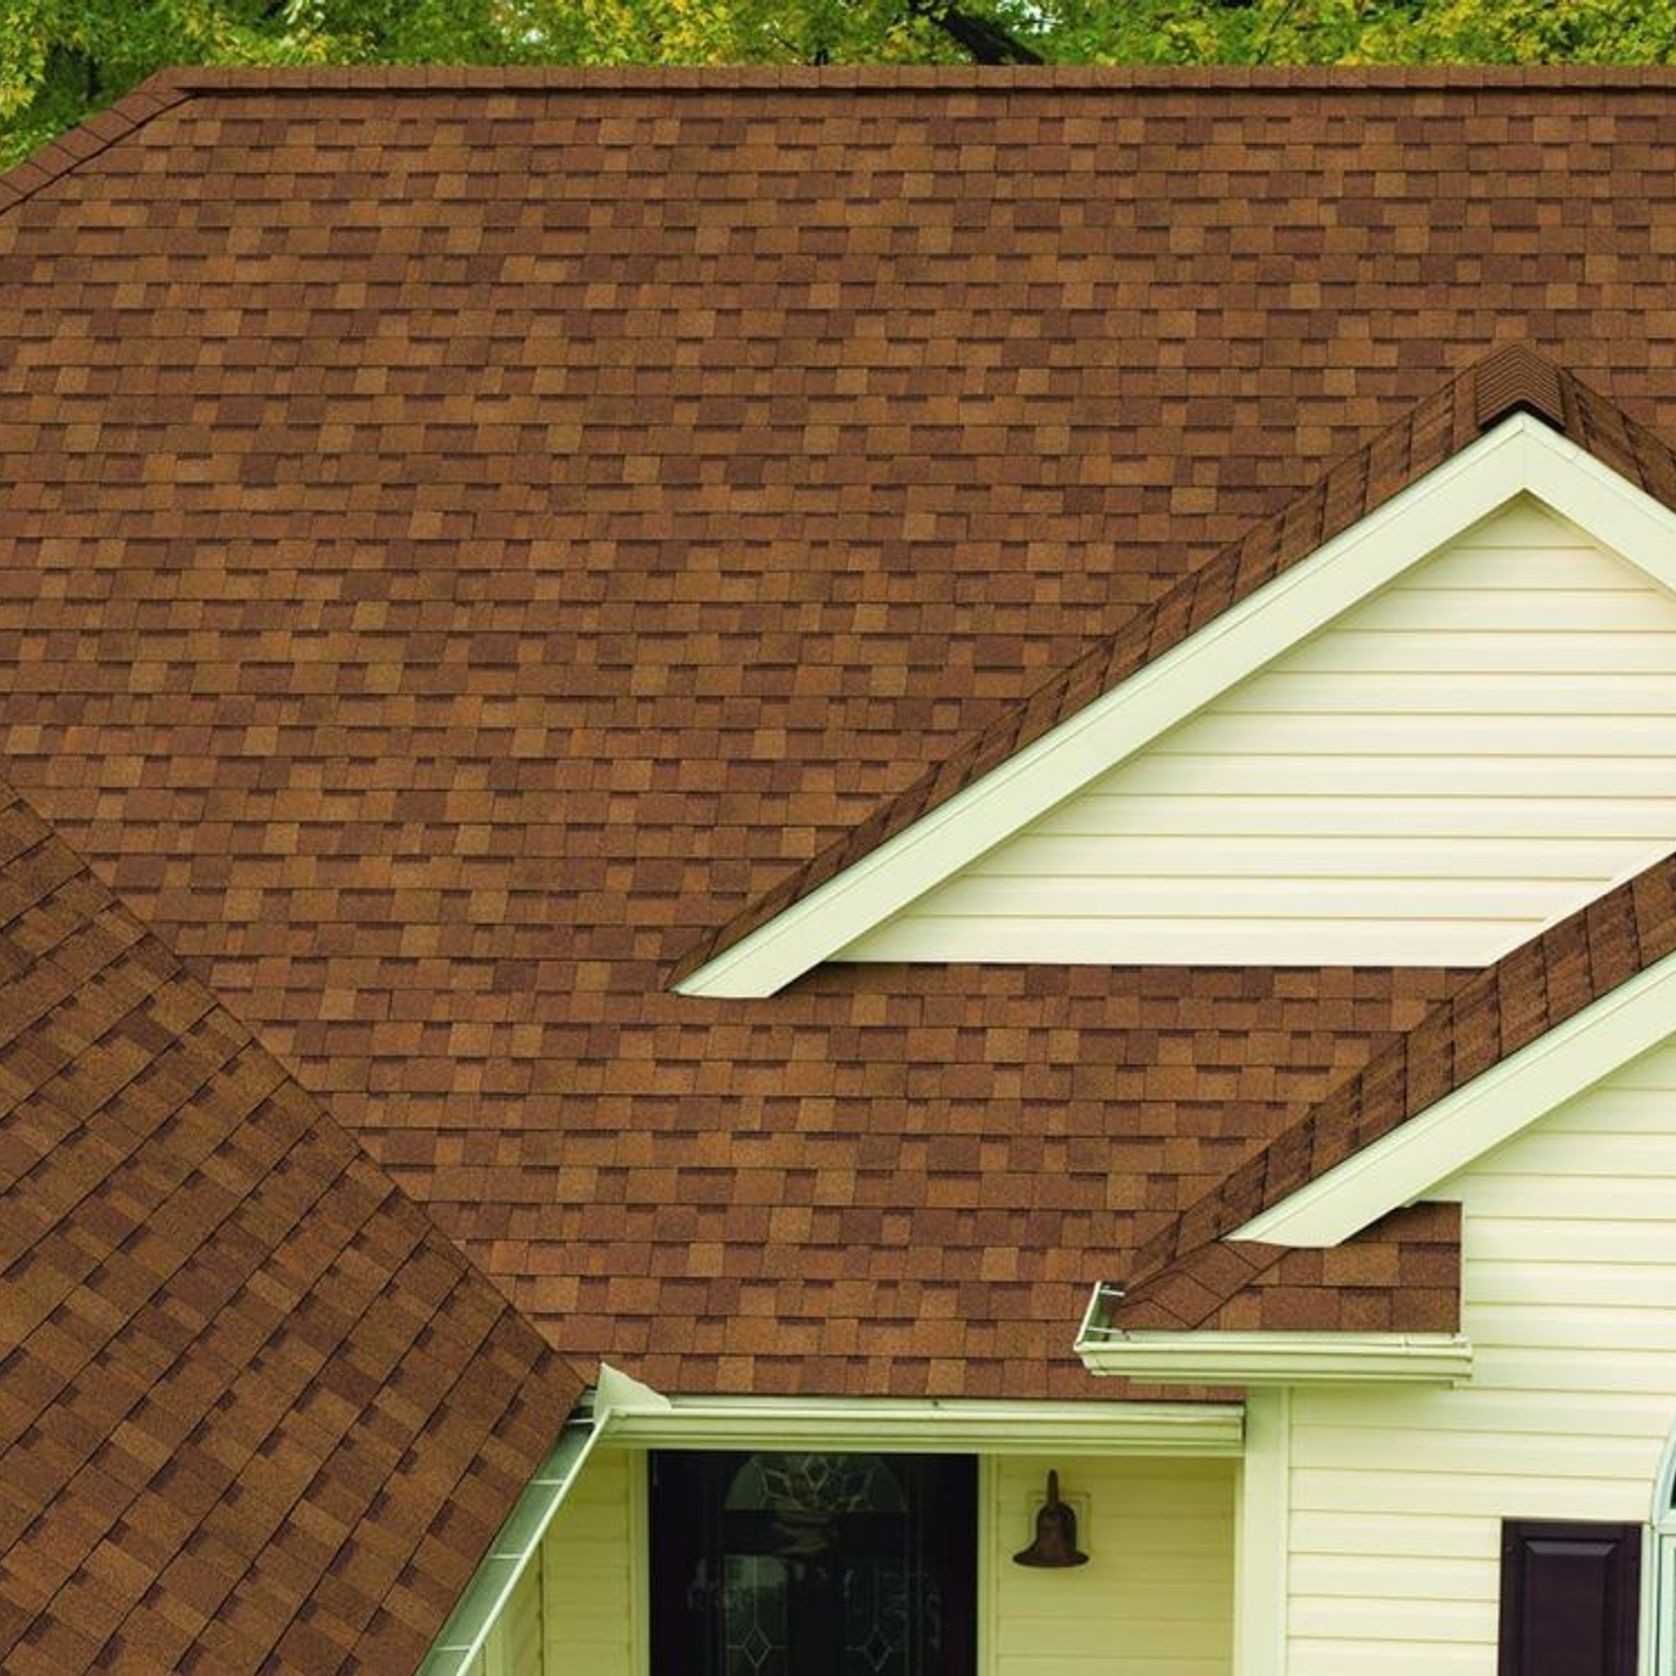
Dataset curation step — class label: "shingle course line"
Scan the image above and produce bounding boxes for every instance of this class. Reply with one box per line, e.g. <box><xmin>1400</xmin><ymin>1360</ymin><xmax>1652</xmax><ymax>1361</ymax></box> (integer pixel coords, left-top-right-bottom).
<box><xmin>0</xmin><ymin>79</ymin><xmax>193</xmax><ymax>221</ymax></box>
<box><xmin>0</xmin><ymin>779</ymin><xmax>581</xmax><ymax>1672</ymax></box>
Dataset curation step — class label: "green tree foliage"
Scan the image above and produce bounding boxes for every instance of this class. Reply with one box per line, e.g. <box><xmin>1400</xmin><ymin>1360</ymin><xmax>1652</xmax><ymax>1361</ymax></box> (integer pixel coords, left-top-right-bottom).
<box><xmin>4</xmin><ymin>0</ymin><xmax>1676</xmax><ymax>167</ymax></box>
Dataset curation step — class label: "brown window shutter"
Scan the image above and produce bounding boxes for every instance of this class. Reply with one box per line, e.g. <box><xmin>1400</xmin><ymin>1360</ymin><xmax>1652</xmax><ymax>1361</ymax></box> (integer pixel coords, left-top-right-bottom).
<box><xmin>1499</xmin><ymin>1519</ymin><xmax>1642</xmax><ymax>1676</ymax></box>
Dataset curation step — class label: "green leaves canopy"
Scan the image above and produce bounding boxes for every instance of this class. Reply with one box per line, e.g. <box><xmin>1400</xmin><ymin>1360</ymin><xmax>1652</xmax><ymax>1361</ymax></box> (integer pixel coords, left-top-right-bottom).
<box><xmin>5</xmin><ymin>0</ymin><xmax>1676</xmax><ymax>167</ymax></box>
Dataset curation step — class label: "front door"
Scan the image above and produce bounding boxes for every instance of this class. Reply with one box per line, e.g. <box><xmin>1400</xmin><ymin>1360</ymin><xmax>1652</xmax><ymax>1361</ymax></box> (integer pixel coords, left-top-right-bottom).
<box><xmin>650</xmin><ymin>1451</ymin><xmax>977</xmax><ymax>1676</ymax></box>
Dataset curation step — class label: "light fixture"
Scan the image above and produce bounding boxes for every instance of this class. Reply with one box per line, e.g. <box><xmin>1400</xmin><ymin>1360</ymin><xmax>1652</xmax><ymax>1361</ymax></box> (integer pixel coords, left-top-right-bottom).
<box><xmin>1012</xmin><ymin>1468</ymin><xmax>1089</xmax><ymax>1567</ymax></box>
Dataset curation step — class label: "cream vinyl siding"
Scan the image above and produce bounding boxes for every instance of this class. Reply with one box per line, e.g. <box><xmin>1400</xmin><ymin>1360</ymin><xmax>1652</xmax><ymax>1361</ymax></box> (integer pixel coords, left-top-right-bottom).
<box><xmin>501</xmin><ymin>1559</ymin><xmax>543</xmax><ymax>1675</ymax></box>
<box><xmin>986</xmin><ymin>1455</ymin><xmax>1234</xmax><ymax>1676</ymax></box>
<box><xmin>1284</xmin><ymin>1031</ymin><xmax>1676</xmax><ymax>1675</ymax></box>
<box><xmin>523</xmin><ymin>1446</ymin><xmax>1231</xmax><ymax>1674</ymax></box>
<box><xmin>540</xmin><ymin>1445</ymin><xmax>644</xmax><ymax>1676</ymax></box>
<box><xmin>840</xmin><ymin>497</ymin><xmax>1676</xmax><ymax>968</ymax></box>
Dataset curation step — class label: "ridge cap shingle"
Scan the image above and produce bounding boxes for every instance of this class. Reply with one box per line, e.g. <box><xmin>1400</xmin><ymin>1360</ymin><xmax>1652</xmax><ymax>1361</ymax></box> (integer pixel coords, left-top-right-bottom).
<box><xmin>1108</xmin><ymin>1203</ymin><xmax>1462</xmax><ymax>1336</ymax></box>
<box><xmin>0</xmin><ymin>72</ymin><xmax>194</xmax><ymax>220</ymax></box>
<box><xmin>159</xmin><ymin>63</ymin><xmax>1676</xmax><ymax>94</ymax></box>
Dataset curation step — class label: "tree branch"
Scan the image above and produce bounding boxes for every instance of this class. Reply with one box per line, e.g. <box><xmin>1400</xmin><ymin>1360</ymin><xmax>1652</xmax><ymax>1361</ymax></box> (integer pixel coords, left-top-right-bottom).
<box><xmin>907</xmin><ymin>0</ymin><xmax>1044</xmax><ymax>63</ymax></box>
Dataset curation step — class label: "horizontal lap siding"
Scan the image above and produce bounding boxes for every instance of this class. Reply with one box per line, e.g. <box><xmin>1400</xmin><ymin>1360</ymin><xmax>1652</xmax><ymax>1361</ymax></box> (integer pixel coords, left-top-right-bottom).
<box><xmin>987</xmin><ymin>1456</ymin><xmax>1234</xmax><ymax>1676</ymax></box>
<box><xmin>541</xmin><ymin>1446</ymin><xmax>641</xmax><ymax>1676</ymax></box>
<box><xmin>530</xmin><ymin>1449</ymin><xmax>1230</xmax><ymax>1674</ymax></box>
<box><xmin>841</xmin><ymin>498</ymin><xmax>1676</xmax><ymax>968</ymax></box>
<box><xmin>1285</xmin><ymin>1035</ymin><xmax>1676</xmax><ymax>1674</ymax></box>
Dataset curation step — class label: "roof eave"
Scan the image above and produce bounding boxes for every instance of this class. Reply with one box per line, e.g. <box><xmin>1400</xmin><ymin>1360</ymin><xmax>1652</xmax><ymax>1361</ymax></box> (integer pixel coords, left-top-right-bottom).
<box><xmin>1076</xmin><ymin>1325</ymin><xmax>1475</xmax><ymax>1386</ymax></box>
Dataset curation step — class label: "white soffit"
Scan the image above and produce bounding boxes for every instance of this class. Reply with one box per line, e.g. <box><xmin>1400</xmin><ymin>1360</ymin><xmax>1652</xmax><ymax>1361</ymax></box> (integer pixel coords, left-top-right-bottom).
<box><xmin>678</xmin><ymin>416</ymin><xmax>1676</xmax><ymax>997</ymax></box>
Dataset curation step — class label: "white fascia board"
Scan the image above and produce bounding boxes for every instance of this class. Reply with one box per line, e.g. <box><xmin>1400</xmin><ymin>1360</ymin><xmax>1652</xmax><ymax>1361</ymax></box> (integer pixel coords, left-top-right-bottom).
<box><xmin>678</xmin><ymin>415</ymin><xmax>1676</xmax><ymax>998</ymax></box>
<box><xmin>1523</xmin><ymin>420</ymin><xmax>1676</xmax><ymax>596</ymax></box>
<box><xmin>603</xmin><ymin>1391</ymin><xmax>1245</xmax><ymax>1456</ymax></box>
<box><xmin>1075</xmin><ymin>1329</ymin><xmax>1474</xmax><ymax>1385</ymax></box>
<box><xmin>1234</xmin><ymin>941</ymin><xmax>1676</xmax><ymax>1250</ymax></box>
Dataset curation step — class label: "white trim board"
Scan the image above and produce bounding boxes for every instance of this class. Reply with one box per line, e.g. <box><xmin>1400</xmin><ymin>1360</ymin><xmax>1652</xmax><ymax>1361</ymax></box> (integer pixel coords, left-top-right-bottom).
<box><xmin>1233</xmin><ymin>1388</ymin><xmax>1290</xmax><ymax>1676</ymax></box>
<box><xmin>677</xmin><ymin>415</ymin><xmax>1676</xmax><ymax>996</ymax></box>
<box><xmin>603</xmin><ymin>1390</ymin><xmax>1245</xmax><ymax>1456</ymax></box>
<box><xmin>1074</xmin><ymin>1328</ymin><xmax>1474</xmax><ymax>1385</ymax></box>
<box><xmin>1233</xmin><ymin>942</ymin><xmax>1676</xmax><ymax>1249</ymax></box>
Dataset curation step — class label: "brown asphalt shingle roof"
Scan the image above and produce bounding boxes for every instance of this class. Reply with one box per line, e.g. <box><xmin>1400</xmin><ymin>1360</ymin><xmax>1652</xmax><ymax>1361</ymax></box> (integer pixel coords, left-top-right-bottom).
<box><xmin>1108</xmin><ymin>1202</ymin><xmax>1462</xmax><ymax>1335</ymax></box>
<box><xmin>9</xmin><ymin>67</ymin><xmax>1676</xmax><ymax>1400</ymax></box>
<box><xmin>0</xmin><ymin>781</ymin><xmax>581</xmax><ymax>1674</ymax></box>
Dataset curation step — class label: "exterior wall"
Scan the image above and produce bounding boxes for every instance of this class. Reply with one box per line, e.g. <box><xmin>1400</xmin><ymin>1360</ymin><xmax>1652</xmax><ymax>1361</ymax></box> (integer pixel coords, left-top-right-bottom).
<box><xmin>523</xmin><ymin>1445</ymin><xmax>1233</xmax><ymax>1675</ymax></box>
<box><xmin>985</xmin><ymin>1455</ymin><xmax>1235</xmax><ymax>1676</ymax></box>
<box><xmin>540</xmin><ymin>1445</ymin><xmax>645</xmax><ymax>1676</ymax></box>
<box><xmin>503</xmin><ymin>1557</ymin><xmax>543</xmax><ymax>1674</ymax></box>
<box><xmin>1282</xmin><ymin>1031</ymin><xmax>1676</xmax><ymax>1674</ymax></box>
<box><xmin>841</xmin><ymin>496</ymin><xmax>1676</xmax><ymax>967</ymax></box>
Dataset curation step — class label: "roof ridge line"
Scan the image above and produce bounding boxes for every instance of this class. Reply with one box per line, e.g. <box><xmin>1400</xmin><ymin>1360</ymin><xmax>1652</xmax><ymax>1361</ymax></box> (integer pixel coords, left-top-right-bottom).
<box><xmin>133</xmin><ymin>63</ymin><xmax>1676</xmax><ymax>97</ymax></box>
<box><xmin>0</xmin><ymin>71</ymin><xmax>195</xmax><ymax>220</ymax></box>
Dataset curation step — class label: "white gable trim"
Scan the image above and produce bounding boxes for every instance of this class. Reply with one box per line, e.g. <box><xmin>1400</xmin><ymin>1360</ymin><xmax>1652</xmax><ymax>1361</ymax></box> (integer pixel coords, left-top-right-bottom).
<box><xmin>678</xmin><ymin>416</ymin><xmax>1676</xmax><ymax>997</ymax></box>
<box><xmin>1233</xmin><ymin>943</ymin><xmax>1676</xmax><ymax>1249</ymax></box>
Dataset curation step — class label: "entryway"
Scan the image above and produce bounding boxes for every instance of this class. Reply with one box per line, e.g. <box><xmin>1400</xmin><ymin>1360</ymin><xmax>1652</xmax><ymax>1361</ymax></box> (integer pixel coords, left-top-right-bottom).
<box><xmin>649</xmin><ymin>1451</ymin><xmax>977</xmax><ymax>1676</ymax></box>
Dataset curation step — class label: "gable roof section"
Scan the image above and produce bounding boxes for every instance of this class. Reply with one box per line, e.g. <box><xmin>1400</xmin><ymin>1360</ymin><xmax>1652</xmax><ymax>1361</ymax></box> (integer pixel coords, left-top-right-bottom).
<box><xmin>674</xmin><ymin>344</ymin><xmax>1676</xmax><ymax>995</ymax></box>
<box><xmin>1100</xmin><ymin>842</ymin><xmax>1676</xmax><ymax>1341</ymax></box>
<box><xmin>1076</xmin><ymin>1202</ymin><xmax>1470</xmax><ymax>1384</ymax></box>
<box><xmin>0</xmin><ymin>781</ymin><xmax>582</xmax><ymax>1674</ymax></box>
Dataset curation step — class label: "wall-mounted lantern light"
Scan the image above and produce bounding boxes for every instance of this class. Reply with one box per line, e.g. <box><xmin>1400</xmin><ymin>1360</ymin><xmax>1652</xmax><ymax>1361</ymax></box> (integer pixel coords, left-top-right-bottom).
<box><xmin>1011</xmin><ymin>1468</ymin><xmax>1089</xmax><ymax>1568</ymax></box>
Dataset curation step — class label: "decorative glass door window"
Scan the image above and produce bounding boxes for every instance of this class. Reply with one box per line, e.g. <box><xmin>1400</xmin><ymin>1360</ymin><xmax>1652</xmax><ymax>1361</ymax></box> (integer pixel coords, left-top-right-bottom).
<box><xmin>650</xmin><ymin>1451</ymin><xmax>977</xmax><ymax>1676</ymax></box>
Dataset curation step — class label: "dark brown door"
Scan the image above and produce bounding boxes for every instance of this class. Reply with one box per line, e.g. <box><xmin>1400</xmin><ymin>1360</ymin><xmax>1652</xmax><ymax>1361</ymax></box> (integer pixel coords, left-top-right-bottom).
<box><xmin>650</xmin><ymin>1451</ymin><xmax>976</xmax><ymax>1676</ymax></box>
<box><xmin>1499</xmin><ymin>1520</ymin><xmax>1641</xmax><ymax>1676</ymax></box>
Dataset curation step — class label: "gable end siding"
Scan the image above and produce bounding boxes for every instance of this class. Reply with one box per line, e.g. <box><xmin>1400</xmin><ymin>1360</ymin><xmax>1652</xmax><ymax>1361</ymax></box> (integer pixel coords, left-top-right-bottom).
<box><xmin>841</xmin><ymin>498</ymin><xmax>1676</xmax><ymax>969</ymax></box>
